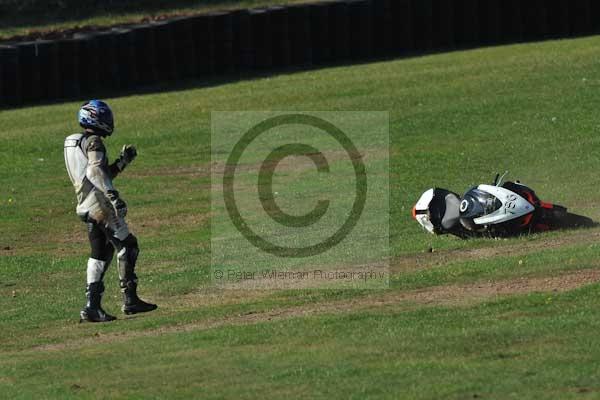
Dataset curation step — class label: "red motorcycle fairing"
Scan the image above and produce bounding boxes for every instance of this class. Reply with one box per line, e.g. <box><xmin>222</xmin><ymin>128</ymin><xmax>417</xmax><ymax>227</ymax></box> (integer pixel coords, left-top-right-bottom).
<box><xmin>500</xmin><ymin>181</ymin><xmax>560</xmax><ymax>233</ymax></box>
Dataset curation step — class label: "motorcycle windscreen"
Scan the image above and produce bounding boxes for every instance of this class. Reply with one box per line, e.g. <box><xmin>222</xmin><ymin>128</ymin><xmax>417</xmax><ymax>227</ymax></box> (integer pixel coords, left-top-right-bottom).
<box><xmin>471</xmin><ymin>185</ymin><xmax>535</xmax><ymax>225</ymax></box>
<box><xmin>460</xmin><ymin>188</ymin><xmax>503</xmax><ymax>219</ymax></box>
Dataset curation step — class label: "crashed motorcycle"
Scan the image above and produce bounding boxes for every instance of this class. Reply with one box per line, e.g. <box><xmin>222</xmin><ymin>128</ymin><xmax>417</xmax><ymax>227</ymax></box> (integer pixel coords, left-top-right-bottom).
<box><xmin>412</xmin><ymin>174</ymin><xmax>595</xmax><ymax>239</ymax></box>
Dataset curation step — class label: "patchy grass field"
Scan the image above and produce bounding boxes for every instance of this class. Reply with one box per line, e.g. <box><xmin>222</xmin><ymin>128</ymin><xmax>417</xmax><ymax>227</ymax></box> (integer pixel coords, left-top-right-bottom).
<box><xmin>3</xmin><ymin>35</ymin><xmax>600</xmax><ymax>398</ymax></box>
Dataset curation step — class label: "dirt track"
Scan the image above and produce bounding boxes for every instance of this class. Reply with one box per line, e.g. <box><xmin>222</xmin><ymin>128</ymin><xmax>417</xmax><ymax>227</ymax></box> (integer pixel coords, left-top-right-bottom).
<box><xmin>33</xmin><ymin>267</ymin><xmax>600</xmax><ymax>353</ymax></box>
<box><xmin>16</xmin><ymin>224</ymin><xmax>600</xmax><ymax>353</ymax></box>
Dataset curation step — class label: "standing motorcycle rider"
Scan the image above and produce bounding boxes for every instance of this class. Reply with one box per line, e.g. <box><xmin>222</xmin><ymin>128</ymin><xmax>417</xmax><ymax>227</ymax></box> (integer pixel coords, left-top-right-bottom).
<box><xmin>64</xmin><ymin>100</ymin><xmax>157</xmax><ymax>322</ymax></box>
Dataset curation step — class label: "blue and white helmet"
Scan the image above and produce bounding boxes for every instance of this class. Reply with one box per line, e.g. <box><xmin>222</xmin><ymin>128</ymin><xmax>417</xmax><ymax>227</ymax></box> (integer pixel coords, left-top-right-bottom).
<box><xmin>78</xmin><ymin>100</ymin><xmax>114</xmax><ymax>136</ymax></box>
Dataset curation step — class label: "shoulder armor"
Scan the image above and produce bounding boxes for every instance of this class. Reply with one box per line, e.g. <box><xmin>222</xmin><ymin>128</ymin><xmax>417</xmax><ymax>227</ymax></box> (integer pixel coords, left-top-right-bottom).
<box><xmin>85</xmin><ymin>134</ymin><xmax>106</xmax><ymax>154</ymax></box>
<box><xmin>64</xmin><ymin>133</ymin><xmax>84</xmax><ymax>148</ymax></box>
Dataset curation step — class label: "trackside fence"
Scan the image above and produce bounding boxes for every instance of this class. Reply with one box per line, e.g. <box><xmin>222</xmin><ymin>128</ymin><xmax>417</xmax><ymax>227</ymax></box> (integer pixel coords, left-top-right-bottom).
<box><xmin>1</xmin><ymin>0</ymin><xmax>599</xmax><ymax>107</ymax></box>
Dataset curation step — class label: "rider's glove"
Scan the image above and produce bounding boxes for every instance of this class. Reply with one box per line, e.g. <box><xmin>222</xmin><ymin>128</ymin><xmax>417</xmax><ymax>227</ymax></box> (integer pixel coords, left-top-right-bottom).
<box><xmin>114</xmin><ymin>145</ymin><xmax>137</xmax><ymax>172</ymax></box>
<box><xmin>107</xmin><ymin>190</ymin><xmax>127</xmax><ymax>219</ymax></box>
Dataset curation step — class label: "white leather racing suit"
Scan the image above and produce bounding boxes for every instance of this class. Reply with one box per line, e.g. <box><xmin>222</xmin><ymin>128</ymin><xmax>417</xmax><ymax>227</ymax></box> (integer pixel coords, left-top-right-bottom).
<box><xmin>64</xmin><ymin>133</ymin><xmax>130</xmax><ymax>241</ymax></box>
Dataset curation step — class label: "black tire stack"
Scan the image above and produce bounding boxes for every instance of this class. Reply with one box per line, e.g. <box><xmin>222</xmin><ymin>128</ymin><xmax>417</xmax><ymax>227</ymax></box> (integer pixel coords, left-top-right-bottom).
<box><xmin>521</xmin><ymin>0</ymin><xmax>548</xmax><ymax>41</ymax></box>
<box><xmin>412</xmin><ymin>0</ymin><xmax>433</xmax><ymax>52</ymax></box>
<box><xmin>0</xmin><ymin>45</ymin><xmax>21</xmax><ymax>106</ymax></box>
<box><xmin>270</xmin><ymin>6</ymin><xmax>291</xmax><ymax>68</ymax></box>
<box><xmin>212</xmin><ymin>12</ymin><xmax>234</xmax><ymax>74</ymax></box>
<box><xmin>478</xmin><ymin>0</ymin><xmax>501</xmax><ymax>45</ymax></box>
<box><xmin>131</xmin><ymin>24</ymin><xmax>159</xmax><ymax>86</ymax></box>
<box><xmin>329</xmin><ymin>1</ymin><xmax>351</xmax><ymax>61</ymax></box>
<box><xmin>288</xmin><ymin>4</ymin><xmax>312</xmax><ymax>67</ymax></box>
<box><xmin>547</xmin><ymin>0</ymin><xmax>570</xmax><ymax>38</ymax></box>
<box><xmin>310</xmin><ymin>2</ymin><xmax>331</xmax><ymax>65</ymax></box>
<box><xmin>191</xmin><ymin>14</ymin><xmax>215</xmax><ymax>77</ymax></box>
<box><xmin>16</xmin><ymin>41</ymin><xmax>42</xmax><ymax>103</ymax></box>
<box><xmin>502</xmin><ymin>0</ymin><xmax>524</xmax><ymax>43</ymax></box>
<box><xmin>432</xmin><ymin>0</ymin><xmax>455</xmax><ymax>50</ymax></box>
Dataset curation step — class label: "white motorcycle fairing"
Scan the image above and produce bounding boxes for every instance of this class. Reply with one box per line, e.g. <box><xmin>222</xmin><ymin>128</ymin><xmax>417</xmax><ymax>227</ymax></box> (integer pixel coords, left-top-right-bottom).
<box><xmin>471</xmin><ymin>184</ymin><xmax>534</xmax><ymax>226</ymax></box>
<box><xmin>413</xmin><ymin>189</ymin><xmax>436</xmax><ymax>234</ymax></box>
<box><xmin>413</xmin><ymin>188</ymin><xmax>462</xmax><ymax>235</ymax></box>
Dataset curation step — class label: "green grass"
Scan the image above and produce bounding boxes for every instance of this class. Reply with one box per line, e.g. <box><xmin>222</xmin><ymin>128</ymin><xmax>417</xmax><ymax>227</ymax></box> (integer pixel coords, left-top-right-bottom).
<box><xmin>3</xmin><ymin>35</ymin><xmax>600</xmax><ymax>398</ymax></box>
<box><xmin>6</xmin><ymin>289</ymin><xmax>600</xmax><ymax>399</ymax></box>
<box><xmin>0</xmin><ymin>0</ymin><xmax>316</xmax><ymax>40</ymax></box>
<box><xmin>210</xmin><ymin>111</ymin><xmax>389</xmax><ymax>289</ymax></box>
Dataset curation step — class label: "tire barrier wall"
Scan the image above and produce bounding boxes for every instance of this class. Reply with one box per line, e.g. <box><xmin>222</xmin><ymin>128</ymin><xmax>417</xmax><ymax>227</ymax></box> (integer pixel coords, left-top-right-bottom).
<box><xmin>1</xmin><ymin>0</ymin><xmax>599</xmax><ymax>107</ymax></box>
